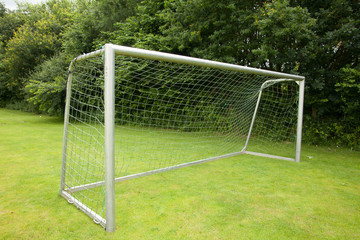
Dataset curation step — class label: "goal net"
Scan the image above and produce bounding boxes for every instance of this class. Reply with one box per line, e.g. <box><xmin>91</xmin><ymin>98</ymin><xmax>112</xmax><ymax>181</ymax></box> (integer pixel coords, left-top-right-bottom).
<box><xmin>60</xmin><ymin>44</ymin><xmax>305</xmax><ymax>232</ymax></box>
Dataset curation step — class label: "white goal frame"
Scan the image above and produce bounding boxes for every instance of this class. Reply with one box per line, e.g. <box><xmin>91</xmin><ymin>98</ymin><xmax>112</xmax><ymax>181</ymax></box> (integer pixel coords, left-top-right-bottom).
<box><xmin>60</xmin><ymin>44</ymin><xmax>305</xmax><ymax>232</ymax></box>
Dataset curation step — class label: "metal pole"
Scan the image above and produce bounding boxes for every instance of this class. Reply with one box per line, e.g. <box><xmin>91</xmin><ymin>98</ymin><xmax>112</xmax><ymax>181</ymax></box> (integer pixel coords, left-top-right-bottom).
<box><xmin>60</xmin><ymin>62</ymin><xmax>75</xmax><ymax>192</ymax></box>
<box><xmin>111</xmin><ymin>44</ymin><xmax>305</xmax><ymax>81</ymax></box>
<box><xmin>295</xmin><ymin>79</ymin><xmax>305</xmax><ymax>162</ymax></box>
<box><xmin>104</xmin><ymin>44</ymin><xmax>116</xmax><ymax>232</ymax></box>
<box><xmin>243</xmin><ymin>90</ymin><xmax>263</xmax><ymax>151</ymax></box>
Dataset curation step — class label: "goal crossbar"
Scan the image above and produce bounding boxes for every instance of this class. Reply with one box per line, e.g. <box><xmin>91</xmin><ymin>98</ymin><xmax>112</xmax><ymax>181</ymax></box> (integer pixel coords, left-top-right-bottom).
<box><xmin>68</xmin><ymin>44</ymin><xmax>305</xmax><ymax>80</ymax></box>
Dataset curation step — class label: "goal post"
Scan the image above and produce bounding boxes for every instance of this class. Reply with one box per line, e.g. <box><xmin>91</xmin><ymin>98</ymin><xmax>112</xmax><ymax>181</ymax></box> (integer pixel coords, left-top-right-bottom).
<box><xmin>60</xmin><ymin>44</ymin><xmax>305</xmax><ymax>232</ymax></box>
<box><xmin>104</xmin><ymin>44</ymin><xmax>116</xmax><ymax>232</ymax></box>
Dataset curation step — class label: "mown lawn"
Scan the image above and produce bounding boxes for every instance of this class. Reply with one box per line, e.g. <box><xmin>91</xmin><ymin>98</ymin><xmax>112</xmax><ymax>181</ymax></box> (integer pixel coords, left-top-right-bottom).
<box><xmin>0</xmin><ymin>108</ymin><xmax>359</xmax><ymax>239</ymax></box>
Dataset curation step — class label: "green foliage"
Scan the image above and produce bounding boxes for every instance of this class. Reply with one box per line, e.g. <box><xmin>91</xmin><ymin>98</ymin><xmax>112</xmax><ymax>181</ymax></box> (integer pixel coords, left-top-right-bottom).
<box><xmin>253</xmin><ymin>0</ymin><xmax>316</xmax><ymax>72</ymax></box>
<box><xmin>298</xmin><ymin>0</ymin><xmax>360</xmax><ymax>119</ymax></box>
<box><xmin>0</xmin><ymin>5</ymin><xmax>24</xmax><ymax>51</ymax></box>
<box><xmin>99</xmin><ymin>0</ymin><xmax>166</xmax><ymax>50</ymax></box>
<box><xmin>104</xmin><ymin>0</ymin><xmax>265</xmax><ymax>64</ymax></box>
<box><xmin>0</xmin><ymin>2</ymin><xmax>5</xmax><ymax>17</ymax></box>
<box><xmin>63</xmin><ymin>0</ymin><xmax>141</xmax><ymax>55</ymax></box>
<box><xmin>25</xmin><ymin>52</ymin><xmax>69</xmax><ymax>116</ymax></box>
<box><xmin>0</xmin><ymin>3</ymin><xmax>26</xmax><ymax>105</ymax></box>
<box><xmin>105</xmin><ymin>0</ymin><xmax>315</xmax><ymax>68</ymax></box>
<box><xmin>336</xmin><ymin>66</ymin><xmax>360</xmax><ymax>121</ymax></box>
<box><xmin>1</xmin><ymin>0</ymin><xmax>75</xmax><ymax>101</ymax></box>
<box><xmin>159</xmin><ymin>0</ymin><xmax>263</xmax><ymax>63</ymax></box>
<box><xmin>303</xmin><ymin>117</ymin><xmax>360</xmax><ymax>151</ymax></box>
<box><xmin>4</xmin><ymin>20</ymin><xmax>61</xmax><ymax>84</ymax></box>
<box><xmin>0</xmin><ymin>74</ymin><xmax>10</xmax><ymax>107</ymax></box>
<box><xmin>5</xmin><ymin>100</ymin><xmax>38</xmax><ymax>113</ymax></box>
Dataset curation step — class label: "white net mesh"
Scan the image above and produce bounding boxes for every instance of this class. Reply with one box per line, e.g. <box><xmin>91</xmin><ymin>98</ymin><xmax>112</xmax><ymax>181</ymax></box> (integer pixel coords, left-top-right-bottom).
<box><xmin>62</xmin><ymin>51</ymin><xmax>300</xmax><ymax>225</ymax></box>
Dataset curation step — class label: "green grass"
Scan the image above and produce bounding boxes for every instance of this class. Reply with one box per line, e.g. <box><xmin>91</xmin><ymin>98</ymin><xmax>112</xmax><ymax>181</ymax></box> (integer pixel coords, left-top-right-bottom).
<box><xmin>0</xmin><ymin>108</ymin><xmax>359</xmax><ymax>239</ymax></box>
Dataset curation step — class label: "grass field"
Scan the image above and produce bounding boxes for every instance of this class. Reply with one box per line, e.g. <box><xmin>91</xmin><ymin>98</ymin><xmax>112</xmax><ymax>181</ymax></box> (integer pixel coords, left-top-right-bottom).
<box><xmin>0</xmin><ymin>108</ymin><xmax>359</xmax><ymax>239</ymax></box>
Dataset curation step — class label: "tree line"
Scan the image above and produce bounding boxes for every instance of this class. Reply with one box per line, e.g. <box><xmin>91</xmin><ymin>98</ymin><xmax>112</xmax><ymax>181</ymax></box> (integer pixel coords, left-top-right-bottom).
<box><xmin>0</xmin><ymin>0</ymin><xmax>359</xmax><ymax>149</ymax></box>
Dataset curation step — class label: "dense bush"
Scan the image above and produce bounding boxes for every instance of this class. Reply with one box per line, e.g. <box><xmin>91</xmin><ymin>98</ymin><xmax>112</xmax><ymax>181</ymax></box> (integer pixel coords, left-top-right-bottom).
<box><xmin>303</xmin><ymin>117</ymin><xmax>360</xmax><ymax>150</ymax></box>
<box><xmin>25</xmin><ymin>52</ymin><xmax>69</xmax><ymax>116</ymax></box>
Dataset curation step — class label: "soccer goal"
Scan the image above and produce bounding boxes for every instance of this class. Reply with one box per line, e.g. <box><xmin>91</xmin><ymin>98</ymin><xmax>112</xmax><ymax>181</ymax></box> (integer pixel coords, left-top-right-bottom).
<box><xmin>60</xmin><ymin>44</ymin><xmax>305</xmax><ymax>232</ymax></box>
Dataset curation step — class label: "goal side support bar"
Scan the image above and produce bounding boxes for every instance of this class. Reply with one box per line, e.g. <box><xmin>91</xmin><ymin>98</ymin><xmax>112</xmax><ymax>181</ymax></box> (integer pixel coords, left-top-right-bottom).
<box><xmin>296</xmin><ymin>79</ymin><xmax>305</xmax><ymax>162</ymax></box>
<box><xmin>60</xmin><ymin>49</ymin><xmax>104</xmax><ymax>193</ymax></box>
<box><xmin>59</xmin><ymin>62</ymin><xmax>73</xmax><ymax>193</ymax></box>
<box><xmin>242</xmin><ymin>78</ymin><xmax>304</xmax><ymax>162</ymax></box>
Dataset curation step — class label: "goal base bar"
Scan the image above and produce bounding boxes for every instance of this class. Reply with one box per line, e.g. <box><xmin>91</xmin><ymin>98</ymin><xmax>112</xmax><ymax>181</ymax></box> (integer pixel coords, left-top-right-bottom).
<box><xmin>244</xmin><ymin>151</ymin><xmax>296</xmax><ymax>162</ymax></box>
<box><xmin>66</xmin><ymin>150</ymin><xmax>246</xmax><ymax>193</ymax></box>
<box><xmin>60</xmin><ymin>190</ymin><xmax>106</xmax><ymax>229</ymax></box>
<box><xmin>65</xmin><ymin>150</ymin><xmax>296</xmax><ymax>194</ymax></box>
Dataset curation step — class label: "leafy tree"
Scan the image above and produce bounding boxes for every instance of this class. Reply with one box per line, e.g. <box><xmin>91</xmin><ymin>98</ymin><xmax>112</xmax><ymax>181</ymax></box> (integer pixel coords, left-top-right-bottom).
<box><xmin>100</xmin><ymin>0</ymin><xmax>168</xmax><ymax>50</ymax></box>
<box><xmin>63</xmin><ymin>0</ymin><xmax>141</xmax><ymax>55</ymax></box>
<box><xmin>159</xmin><ymin>0</ymin><xmax>264</xmax><ymax>64</ymax></box>
<box><xmin>333</xmin><ymin>65</ymin><xmax>360</xmax><ymax>148</ymax></box>
<box><xmin>336</xmin><ymin>66</ymin><xmax>360</xmax><ymax>122</ymax></box>
<box><xmin>1</xmin><ymin>0</ymin><xmax>74</xmax><ymax>101</ymax></box>
<box><xmin>293</xmin><ymin>0</ymin><xmax>360</xmax><ymax>119</ymax></box>
<box><xmin>25</xmin><ymin>52</ymin><xmax>70</xmax><ymax>116</ymax></box>
<box><xmin>103</xmin><ymin>0</ymin><xmax>264</xmax><ymax>64</ymax></box>
<box><xmin>62</xmin><ymin>0</ymin><xmax>99</xmax><ymax>55</ymax></box>
<box><xmin>0</xmin><ymin>2</ymin><xmax>26</xmax><ymax>106</ymax></box>
<box><xmin>0</xmin><ymin>12</ymin><xmax>24</xmax><ymax>50</ymax></box>
<box><xmin>0</xmin><ymin>2</ymin><xmax>5</xmax><ymax>17</ymax></box>
<box><xmin>105</xmin><ymin>0</ymin><xmax>315</xmax><ymax>69</ymax></box>
<box><xmin>3</xmin><ymin>20</ymin><xmax>62</xmax><ymax>99</ymax></box>
<box><xmin>253</xmin><ymin>0</ymin><xmax>316</xmax><ymax>72</ymax></box>
<box><xmin>24</xmin><ymin>0</ymin><xmax>142</xmax><ymax>115</ymax></box>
